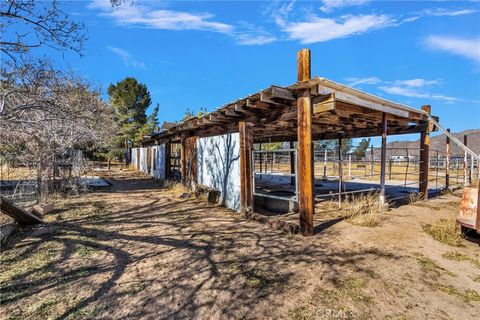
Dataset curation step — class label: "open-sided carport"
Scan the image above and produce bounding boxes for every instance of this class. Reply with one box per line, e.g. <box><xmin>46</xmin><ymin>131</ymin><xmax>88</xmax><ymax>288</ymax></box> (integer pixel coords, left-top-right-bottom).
<box><xmin>141</xmin><ymin>49</ymin><xmax>438</xmax><ymax>235</ymax></box>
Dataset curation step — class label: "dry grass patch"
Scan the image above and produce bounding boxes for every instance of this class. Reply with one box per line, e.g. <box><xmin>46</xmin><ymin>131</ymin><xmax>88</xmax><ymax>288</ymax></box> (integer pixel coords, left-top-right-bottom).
<box><xmin>413</xmin><ymin>252</ymin><xmax>455</xmax><ymax>277</ymax></box>
<box><xmin>423</xmin><ymin>219</ymin><xmax>464</xmax><ymax>247</ymax></box>
<box><xmin>435</xmin><ymin>285</ymin><xmax>480</xmax><ymax>303</ymax></box>
<box><xmin>442</xmin><ymin>251</ymin><xmax>480</xmax><ymax>269</ymax></box>
<box><xmin>345</xmin><ymin>193</ymin><xmax>384</xmax><ymax>227</ymax></box>
<box><xmin>287</xmin><ymin>275</ymin><xmax>371</xmax><ymax>320</ymax></box>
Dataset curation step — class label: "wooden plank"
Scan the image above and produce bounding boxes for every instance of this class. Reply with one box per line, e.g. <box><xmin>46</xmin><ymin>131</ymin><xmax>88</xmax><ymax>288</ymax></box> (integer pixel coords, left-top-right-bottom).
<box><xmin>315</xmin><ymin>84</ymin><xmax>410</xmax><ymax>118</ymax></box>
<box><xmin>239</xmin><ymin>121</ymin><xmax>254</xmax><ymax>214</ymax></box>
<box><xmin>271</xmin><ymin>86</ymin><xmax>295</xmax><ymax>101</ymax></box>
<box><xmin>297</xmin><ymin>49</ymin><xmax>311</xmax><ymax>82</ymax></box>
<box><xmin>0</xmin><ymin>196</ymin><xmax>43</xmax><ymax>225</ymax></box>
<box><xmin>419</xmin><ymin>105</ymin><xmax>431</xmax><ymax>199</ymax></box>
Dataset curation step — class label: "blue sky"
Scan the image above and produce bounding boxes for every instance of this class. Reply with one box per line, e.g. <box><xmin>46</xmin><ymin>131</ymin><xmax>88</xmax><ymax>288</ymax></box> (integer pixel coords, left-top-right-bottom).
<box><xmin>23</xmin><ymin>1</ymin><xmax>480</xmax><ymax>144</ymax></box>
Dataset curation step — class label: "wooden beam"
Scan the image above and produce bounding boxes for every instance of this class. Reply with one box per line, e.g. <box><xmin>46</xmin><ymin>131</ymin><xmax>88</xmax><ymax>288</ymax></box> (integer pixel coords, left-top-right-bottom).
<box><xmin>0</xmin><ymin>196</ymin><xmax>43</xmax><ymax>224</ymax></box>
<box><xmin>297</xmin><ymin>48</ymin><xmax>311</xmax><ymax>82</ymax></box>
<box><xmin>419</xmin><ymin>105</ymin><xmax>431</xmax><ymax>199</ymax></box>
<box><xmin>379</xmin><ymin>112</ymin><xmax>387</xmax><ymax>204</ymax></box>
<box><xmin>314</xmin><ymin>83</ymin><xmax>411</xmax><ymax>118</ymax></box>
<box><xmin>271</xmin><ymin>86</ymin><xmax>295</xmax><ymax>101</ymax></box>
<box><xmin>239</xmin><ymin>121</ymin><xmax>254</xmax><ymax>214</ymax></box>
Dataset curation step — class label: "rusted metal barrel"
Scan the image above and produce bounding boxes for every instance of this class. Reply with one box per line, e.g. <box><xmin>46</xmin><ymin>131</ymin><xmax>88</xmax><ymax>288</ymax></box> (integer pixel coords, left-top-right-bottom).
<box><xmin>457</xmin><ymin>183</ymin><xmax>479</xmax><ymax>233</ymax></box>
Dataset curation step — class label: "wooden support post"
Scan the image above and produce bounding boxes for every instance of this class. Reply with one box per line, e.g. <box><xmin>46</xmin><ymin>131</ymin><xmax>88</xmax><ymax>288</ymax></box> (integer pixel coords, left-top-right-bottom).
<box><xmin>183</xmin><ymin>137</ymin><xmax>198</xmax><ymax>189</ymax></box>
<box><xmin>419</xmin><ymin>105</ymin><xmax>431</xmax><ymax>199</ymax></box>
<box><xmin>445</xmin><ymin>128</ymin><xmax>450</xmax><ymax>189</ymax></box>
<box><xmin>297</xmin><ymin>48</ymin><xmax>311</xmax><ymax>82</ymax></box>
<box><xmin>477</xmin><ymin>180</ymin><xmax>480</xmax><ymax>233</ymax></box>
<box><xmin>136</xmin><ymin>148</ymin><xmax>140</xmax><ymax>171</ymax></box>
<box><xmin>239</xmin><ymin>121</ymin><xmax>254</xmax><ymax>214</ymax></box>
<box><xmin>380</xmin><ymin>112</ymin><xmax>387</xmax><ymax>204</ymax></box>
<box><xmin>338</xmin><ymin>138</ymin><xmax>343</xmax><ymax>207</ymax></box>
<box><xmin>290</xmin><ymin>140</ymin><xmax>295</xmax><ymax>186</ymax></box>
<box><xmin>165</xmin><ymin>141</ymin><xmax>171</xmax><ymax>180</ymax></box>
<box><xmin>180</xmin><ymin>137</ymin><xmax>188</xmax><ymax>185</ymax></box>
<box><xmin>259</xmin><ymin>143</ymin><xmax>263</xmax><ymax>177</ymax></box>
<box><xmin>297</xmin><ymin>48</ymin><xmax>314</xmax><ymax>236</ymax></box>
<box><xmin>464</xmin><ymin>135</ymin><xmax>468</xmax><ymax>185</ymax></box>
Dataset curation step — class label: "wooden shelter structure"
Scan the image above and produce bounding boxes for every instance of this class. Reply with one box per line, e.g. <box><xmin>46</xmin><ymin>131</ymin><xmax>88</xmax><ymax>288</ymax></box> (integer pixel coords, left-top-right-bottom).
<box><xmin>142</xmin><ymin>49</ymin><xmax>437</xmax><ymax>235</ymax></box>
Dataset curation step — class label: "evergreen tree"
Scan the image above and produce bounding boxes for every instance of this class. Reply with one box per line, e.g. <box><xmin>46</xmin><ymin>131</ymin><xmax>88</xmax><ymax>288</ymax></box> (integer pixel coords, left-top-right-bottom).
<box><xmin>354</xmin><ymin>138</ymin><xmax>371</xmax><ymax>158</ymax></box>
<box><xmin>108</xmin><ymin>77</ymin><xmax>152</xmax><ymax>146</ymax></box>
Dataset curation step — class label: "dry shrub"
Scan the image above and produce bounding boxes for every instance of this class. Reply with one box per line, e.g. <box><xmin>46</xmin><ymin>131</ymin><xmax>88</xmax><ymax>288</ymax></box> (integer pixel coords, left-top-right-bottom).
<box><xmin>423</xmin><ymin>219</ymin><xmax>464</xmax><ymax>247</ymax></box>
<box><xmin>408</xmin><ymin>192</ymin><xmax>423</xmax><ymax>204</ymax></box>
<box><xmin>345</xmin><ymin>192</ymin><xmax>385</xmax><ymax>227</ymax></box>
<box><xmin>165</xmin><ymin>182</ymin><xmax>188</xmax><ymax>195</ymax></box>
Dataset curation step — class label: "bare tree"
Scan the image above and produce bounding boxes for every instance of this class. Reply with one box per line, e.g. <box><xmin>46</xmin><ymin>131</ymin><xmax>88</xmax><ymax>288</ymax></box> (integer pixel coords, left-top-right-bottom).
<box><xmin>0</xmin><ymin>59</ymin><xmax>117</xmax><ymax>201</ymax></box>
<box><xmin>0</xmin><ymin>0</ymin><xmax>87</xmax><ymax>62</ymax></box>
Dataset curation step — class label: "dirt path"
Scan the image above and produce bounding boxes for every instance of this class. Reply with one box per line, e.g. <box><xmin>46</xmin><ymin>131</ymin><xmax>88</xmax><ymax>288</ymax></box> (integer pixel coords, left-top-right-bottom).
<box><xmin>1</xmin><ymin>170</ymin><xmax>479</xmax><ymax>319</ymax></box>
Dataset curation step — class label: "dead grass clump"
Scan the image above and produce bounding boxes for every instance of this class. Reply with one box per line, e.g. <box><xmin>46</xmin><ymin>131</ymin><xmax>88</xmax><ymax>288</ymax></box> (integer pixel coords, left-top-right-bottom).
<box><xmin>423</xmin><ymin>219</ymin><xmax>464</xmax><ymax>247</ymax></box>
<box><xmin>408</xmin><ymin>192</ymin><xmax>423</xmax><ymax>204</ymax></box>
<box><xmin>166</xmin><ymin>182</ymin><xmax>189</xmax><ymax>195</ymax></box>
<box><xmin>345</xmin><ymin>193</ymin><xmax>384</xmax><ymax>227</ymax></box>
<box><xmin>287</xmin><ymin>305</ymin><xmax>315</xmax><ymax>320</ymax></box>
<box><xmin>243</xmin><ymin>268</ymin><xmax>277</xmax><ymax>288</ymax></box>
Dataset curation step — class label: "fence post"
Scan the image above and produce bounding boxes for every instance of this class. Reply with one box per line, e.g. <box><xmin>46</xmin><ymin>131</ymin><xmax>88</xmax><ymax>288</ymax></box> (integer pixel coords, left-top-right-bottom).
<box><xmin>348</xmin><ymin>154</ymin><xmax>352</xmax><ymax>179</ymax></box>
<box><xmin>445</xmin><ymin>128</ymin><xmax>450</xmax><ymax>189</ymax></box>
<box><xmin>436</xmin><ymin>151</ymin><xmax>439</xmax><ymax>189</ymax></box>
<box><xmin>464</xmin><ymin>135</ymin><xmax>468</xmax><ymax>186</ymax></box>
<box><xmin>419</xmin><ymin>105</ymin><xmax>431</xmax><ymax>200</ymax></box>
<box><xmin>323</xmin><ymin>149</ymin><xmax>327</xmax><ymax>179</ymax></box>
<box><xmin>370</xmin><ymin>145</ymin><xmax>374</xmax><ymax>178</ymax></box>
<box><xmin>388</xmin><ymin>159</ymin><xmax>392</xmax><ymax>180</ymax></box>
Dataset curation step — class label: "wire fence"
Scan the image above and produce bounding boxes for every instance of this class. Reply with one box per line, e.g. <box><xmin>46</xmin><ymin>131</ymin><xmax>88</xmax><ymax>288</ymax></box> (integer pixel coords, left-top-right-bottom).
<box><xmin>0</xmin><ymin>150</ymin><xmax>87</xmax><ymax>209</ymax></box>
<box><xmin>253</xmin><ymin>144</ymin><xmax>479</xmax><ymax>214</ymax></box>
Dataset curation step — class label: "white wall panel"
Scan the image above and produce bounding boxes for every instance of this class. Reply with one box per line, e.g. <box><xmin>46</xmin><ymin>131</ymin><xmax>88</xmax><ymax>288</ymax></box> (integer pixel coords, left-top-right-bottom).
<box><xmin>151</xmin><ymin>144</ymin><xmax>166</xmax><ymax>180</ymax></box>
<box><xmin>197</xmin><ymin>133</ymin><xmax>241</xmax><ymax>212</ymax></box>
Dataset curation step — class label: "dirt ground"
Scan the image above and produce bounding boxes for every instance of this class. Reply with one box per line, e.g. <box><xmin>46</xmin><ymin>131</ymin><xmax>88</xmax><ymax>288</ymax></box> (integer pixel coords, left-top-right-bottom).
<box><xmin>1</xmin><ymin>170</ymin><xmax>479</xmax><ymax>320</ymax></box>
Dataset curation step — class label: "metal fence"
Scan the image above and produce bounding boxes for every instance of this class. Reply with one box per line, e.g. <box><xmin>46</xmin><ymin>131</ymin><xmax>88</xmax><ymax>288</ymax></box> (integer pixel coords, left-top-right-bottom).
<box><xmin>252</xmin><ymin>144</ymin><xmax>479</xmax><ymax>210</ymax></box>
